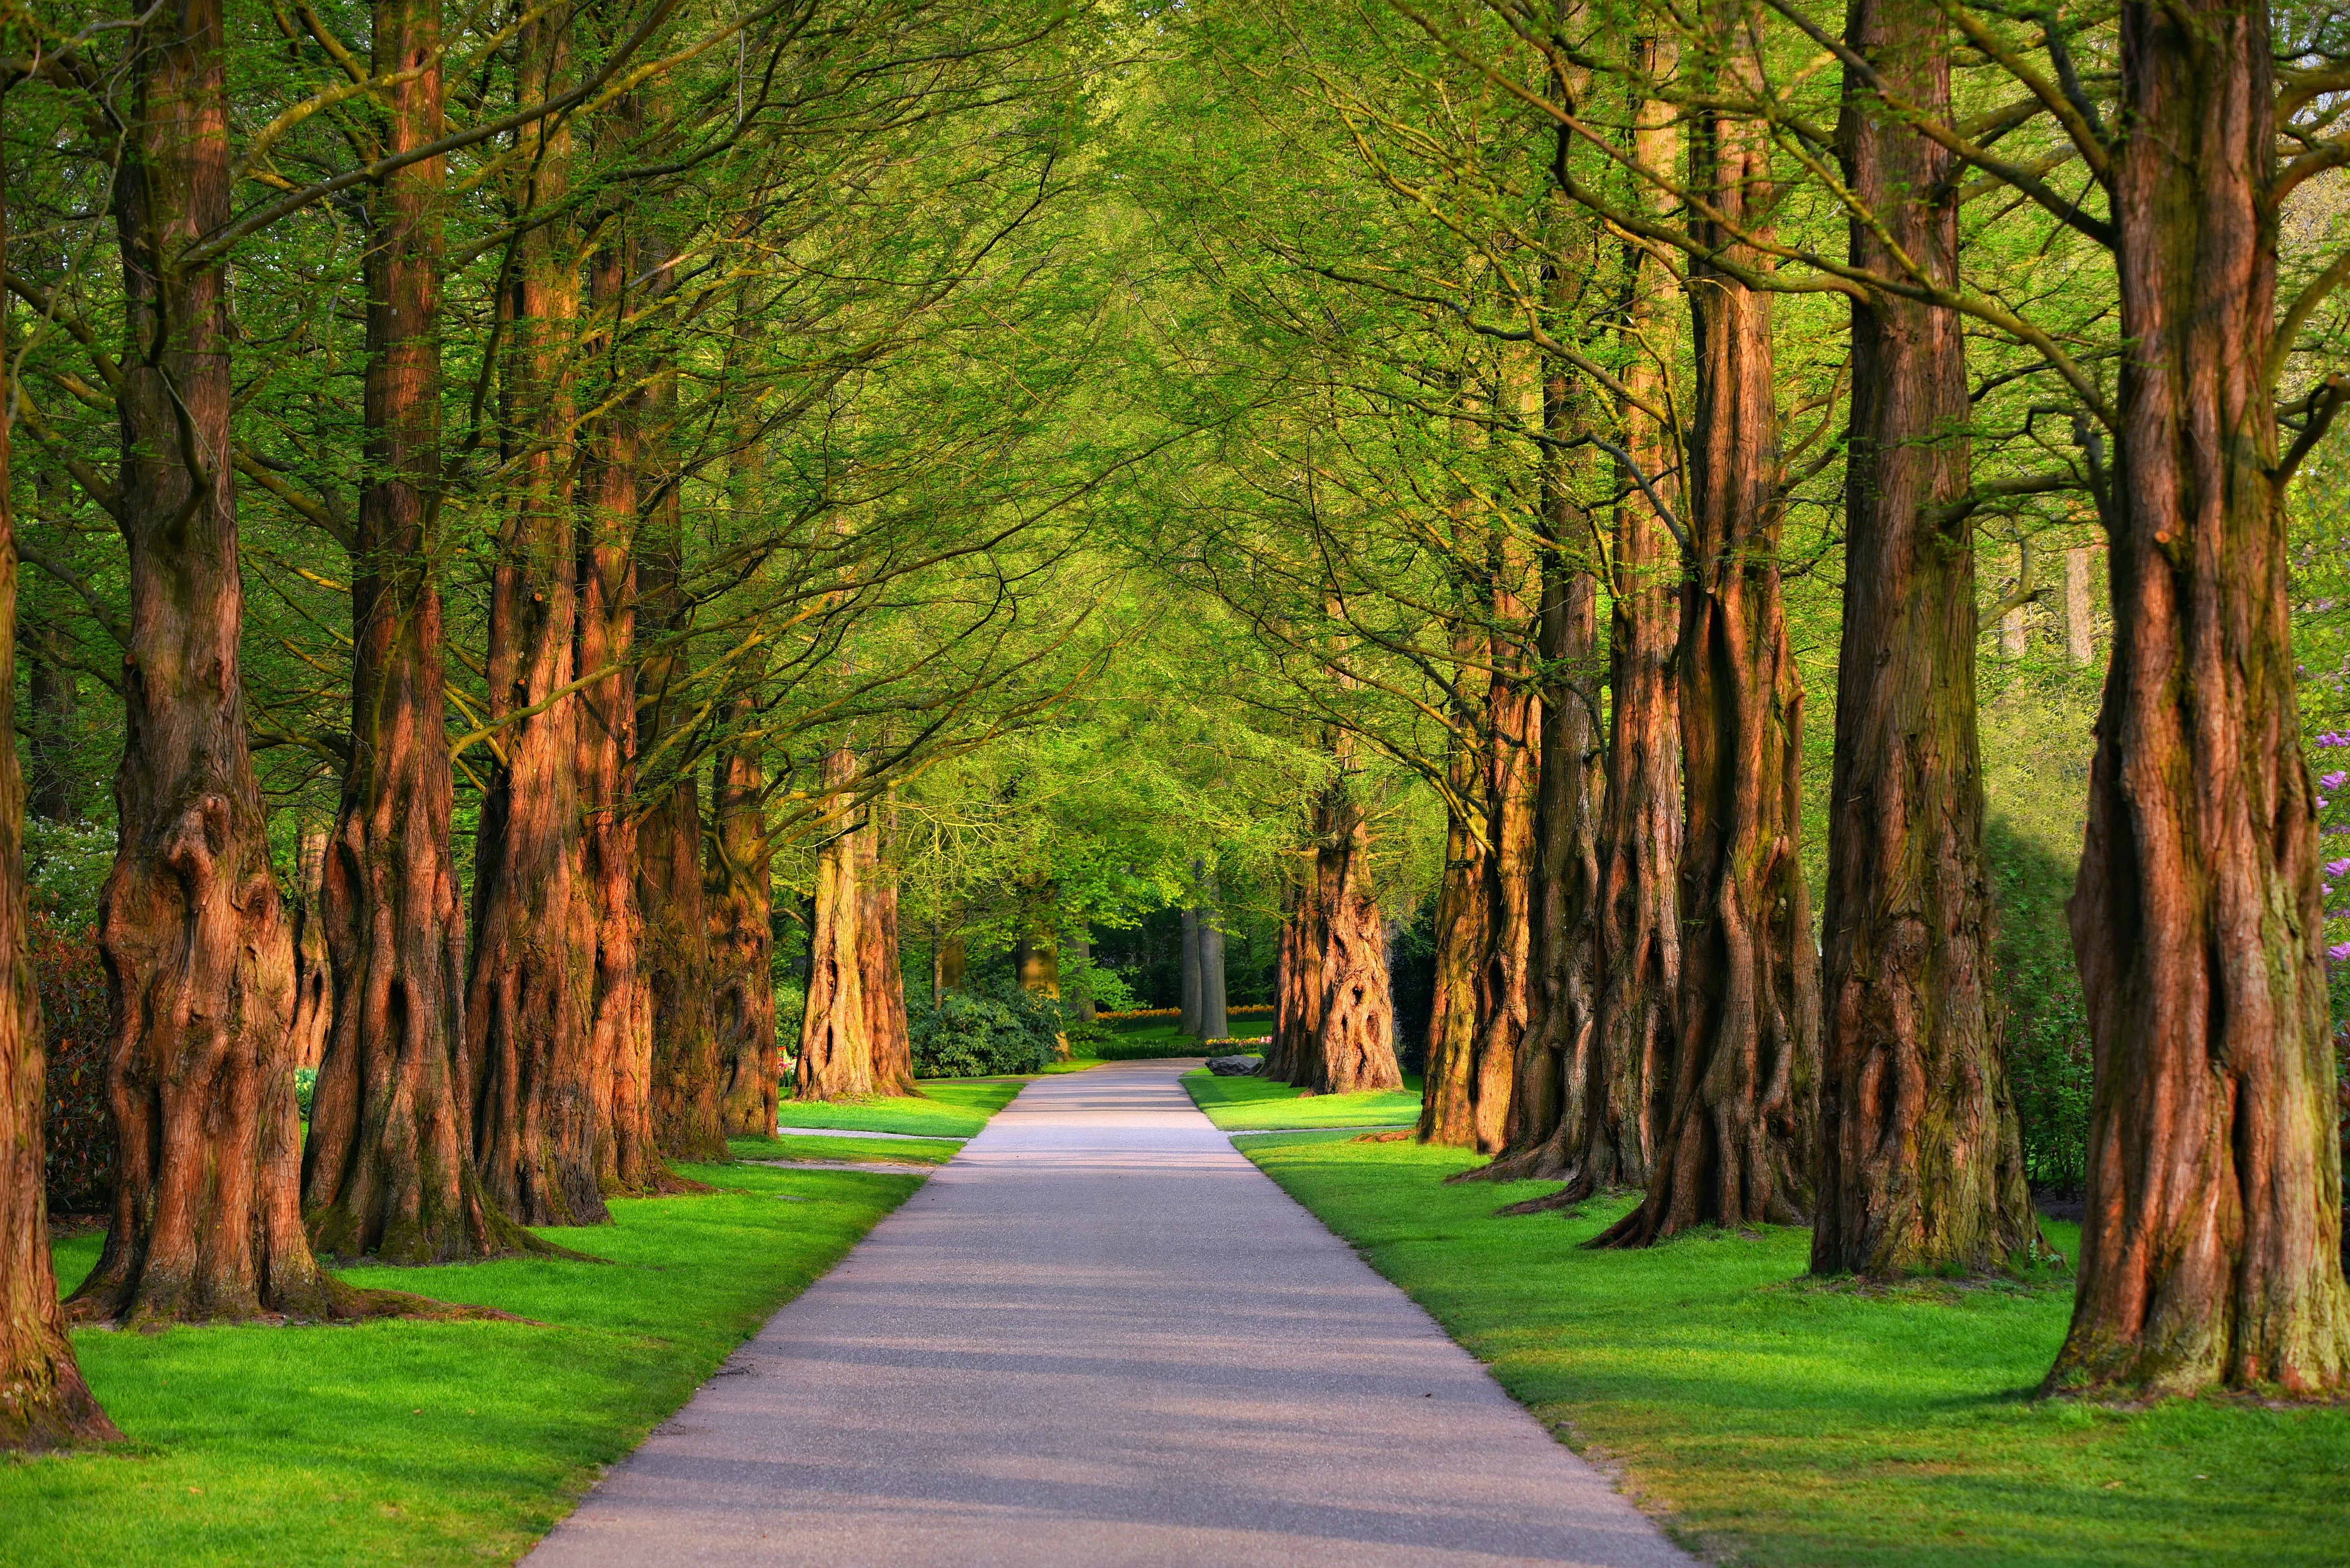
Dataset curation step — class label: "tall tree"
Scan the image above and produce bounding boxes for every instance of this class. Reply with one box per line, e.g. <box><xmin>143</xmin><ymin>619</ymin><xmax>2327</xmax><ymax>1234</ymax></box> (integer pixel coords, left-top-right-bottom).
<box><xmin>709</xmin><ymin>692</ymin><xmax>777</xmax><ymax>1138</ymax></box>
<box><xmin>796</xmin><ymin>748</ymin><xmax>873</xmax><ymax>1100</ymax></box>
<box><xmin>1303</xmin><ymin>765</ymin><xmax>1402</xmax><ymax>1093</ymax></box>
<box><xmin>1811</xmin><ymin>0</ymin><xmax>2037</xmax><ymax>1279</ymax></box>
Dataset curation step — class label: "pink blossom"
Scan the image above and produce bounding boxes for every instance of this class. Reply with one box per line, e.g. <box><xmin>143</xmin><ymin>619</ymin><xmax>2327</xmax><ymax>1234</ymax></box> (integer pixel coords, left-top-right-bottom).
<box><xmin>2331</xmin><ymin>941</ymin><xmax>2350</xmax><ymax>963</ymax></box>
<box><xmin>2322</xmin><ymin>771</ymin><xmax>2350</xmax><ymax>791</ymax></box>
<box><xmin>2329</xmin><ymin>858</ymin><xmax>2350</xmax><ymax>878</ymax></box>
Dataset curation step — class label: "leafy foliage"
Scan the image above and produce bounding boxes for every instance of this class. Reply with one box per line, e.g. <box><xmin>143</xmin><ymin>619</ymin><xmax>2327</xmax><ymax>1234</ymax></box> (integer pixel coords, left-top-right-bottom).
<box><xmin>35</xmin><ymin>912</ymin><xmax>110</xmax><ymax>1213</ymax></box>
<box><xmin>907</xmin><ymin>983</ymin><xmax>1064</xmax><ymax>1078</ymax></box>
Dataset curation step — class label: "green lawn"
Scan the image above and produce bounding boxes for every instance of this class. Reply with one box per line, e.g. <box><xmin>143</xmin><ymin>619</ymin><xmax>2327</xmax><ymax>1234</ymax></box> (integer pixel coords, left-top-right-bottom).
<box><xmin>6</xmin><ymin>1160</ymin><xmax>919</xmax><ymax>1567</ymax></box>
<box><xmin>1182</xmin><ymin>1066</ymin><xmax>1425</xmax><ymax>1130</ymax></box>
<box><xmin>776</xmin><ymin>1076</ymin><xmax>1026</xmax><ymax>1137</ymax></box>
<box><xmin>1238</xmin><ymin>1130</ymin><xmax>2350</xmax><ymax>1568</ymax></box>
<box><xmin>728</xmin><ymin>1131</ymin><xmax>961</xmax><ymax>1165</ymax></box>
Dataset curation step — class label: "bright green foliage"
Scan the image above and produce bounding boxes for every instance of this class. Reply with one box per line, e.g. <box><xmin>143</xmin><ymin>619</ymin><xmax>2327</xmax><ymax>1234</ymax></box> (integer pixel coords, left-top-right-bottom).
<box><xmin>909</xmin><ymin>984</ymin><xmax>1063</xmax><ymax>1078</ymax></box>
<box><xmin>6</xmin><ymin>1164</ymin><xmax>917</xmax><ymax>1567</ymax></box>
<box><xmin>1181</xmin><ymin>1069</ymin><xmax>1423</xmax><ymax>1131</ymax></box>
<box><xmin>1240</xmin><ymin>1134</ymin><xmax>2350</xmax><ymax>1568</ymax></box>
<box><xmin>775</xmin><ymin>1078</ymin><xmax>1026</xmax><ymax>1139</ymax></box>
<box><xmin>727</xmin><ymin>1133</ymin><xmax>962</xmax><ymax>1166</ymax></box>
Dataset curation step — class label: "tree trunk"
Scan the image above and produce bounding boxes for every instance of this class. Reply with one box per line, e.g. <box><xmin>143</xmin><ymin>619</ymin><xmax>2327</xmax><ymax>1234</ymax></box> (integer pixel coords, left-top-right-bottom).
<box><xmin>1198</xmin><ymin>865</ymin><xmax>1229</xmax><ymax>1042</ymax></box>
<box><xmin>709</xmin><ymin>695</ymin><xmax>776</xmax><ymax>1139</ymax></box>
<box><xmin>2063</xmin><ymin>546</ymin><xmax>2094</xmax><ymax>666</ymax></box>
<box><xmin>462</xmin><ymin>10</ymin><xmax>606</xmax><ymax>1228</ymax></box>
<box><xmin>1596</xmin><ymin>33</ymin><xmax>1820</xmax><ymax>1246</ymax></box>
<box><xmin>23</xmin><ymin>623</ymin><xmax>76</xmax><ymax>823</ymax></box>
<box><xmin>1265</xmin><ymin>868</ymin><xmax>1322</xmax><ymax>1082</ymax></box>
<box><xmin>1418</xmin><ymin>724</ymin><xmax>1494</xmax><ymax>1146</ymax></box>
<box><xmin>288</xmin><ymin>824</ymin><xmax>332</xmax><ymax>1072</ymax></box>
<box><xmin>2052</xmin><ymin>0</ymin><xmax>2350</xmax><ymax>1396</ymax></box>
<box><xmin>794</xmin><ymin>749</ymin><xmax>872</xmax><ymax>1101</ymax></box>
<box><xmin>1308</xmin><ymin>781</ymin><xmax>1401</xmax><ymax>1094</ymax></box>
<box><xmin>1179</xmin><ymin>905</ymin><xmax>1203</xmax><ymax>1035</ymax></box>
<box><xmin>301</xmin><ymin>0</ymin><xmax>532</xmax><ymax>1260</ymax></box>
<box><xmin>1811</xmin><ymin>0</ymin><xmax>2038</xmax><ymax>1279</ymax></box>
<box><xmin>860</xmin><ymin>795</ymin><xmax>916</xmax><ymax>1095</ymax></box>
<box><xmin>0</xmin><ymin>124</ymin><xmax>118</xmax><ymax>1441</ymax></box>
<box><xmin>1065</xmin><ymin>924</ymin><xmax>1096</xmax><ymax>1024</ymax></box>
<box><xmin>70</xmin><ymin>0</ymin><xmax>352</xmax><ymax>1324</ymax></box>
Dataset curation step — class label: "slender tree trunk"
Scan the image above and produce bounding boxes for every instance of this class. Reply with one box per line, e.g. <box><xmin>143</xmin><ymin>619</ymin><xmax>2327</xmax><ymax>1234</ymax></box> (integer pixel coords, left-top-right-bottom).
<box><xmin>1065</xmin><ymin>924</ymin><xmax>1095</xmax><ymax>1024</ymax></box>
<box><xmin>1597</xmin><ymin>30</ymin><xmax>1820</xmax><ymax>1246</ymax></box>
<box><xmin>288</xmin><ymin>825</ymin><xmax>332</xmax><ymax>1072</ymax></box>
<box><xmin>1812</xmin><ymin>0</ymin><xmax>2038</xmax><ymax>1279</ymax></box>
<box><xmin>70</xmin><ymin>0</ymin><xmax>352</xmax><ymax>1323</ymax></box>
<box><xmin>860</xmin><ymin>794</ymin><xmax>916</xmax><ymax>1094</ymax></box>
<box><xmin>795</xmin><ymin>749</ymin><xmax>872</xmax><ymax>1100</ymax></box>
<box><xmin>2052</xmin><ymin>0</ymin><xmax>2350</xmax><ymax>1396</ymax></box>
<box><xmin>709</xmin><ymin>691</ymin><xmax>776</xmax><ymax>1138</ymax></box>
<box><xmin>302</xmin><ymin>0</ymin><xmax>532</xmax><ymax>1259</ymax></box>
<box><xmin>1198</xmin><ymin>865</ymin><xmax>1229</xmax><ymax>1041</ymax></box>
<box><xmin>2063</xmin><ymin>546</ymin><xmax>2094</xmax><ymax>666</ymax></box>
<box><xmin>1308</xmin><ymin>780</ymin><xmax>1402</xmax><ymax>1094</ymax></box>
<box><xmin>23</xmin><ymin>623</ymin><xmax>75</xmax><ymax>823</ymax></box>
<box><xmin>0</xmin><ymin>119</ymin><xmax>118</xmax><ymax>1442</ymax></box>
<box><xmin>462</xmin><ymin>12</ymin><xmax>605</xmax><ymax>1227</ymax></box>
<box><xmin>1179</xmin><ymin>905</ymin><xmax>1203</xmax><ymax>1035</ymax></box>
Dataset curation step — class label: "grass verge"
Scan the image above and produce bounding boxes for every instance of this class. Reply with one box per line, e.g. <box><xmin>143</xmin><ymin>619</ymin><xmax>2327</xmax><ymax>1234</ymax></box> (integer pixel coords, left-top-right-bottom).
<box><xmin>8</xmin><ymin>1160</ymin><xmax>919</xmax><ymax>1567</ymax></box>
<box><xmin>1182</xmin><ymin>1067</ymin><xmax>1425</xmax><ymax>1130</ymax></box>
<box><xmin>1238</xmin><ymin>1129</ymin><xmax>2350</xmax><ymax>1568</ymax></box>
<box><xmin>728</xmin><ymin>1131</ymin><xmax>961</xmax><ymax>1165</ymax></box>
<box><xmin>776</xmin><ymin>1076</ymin><xmax>1025</xmax><ymax>1137</ymax></box>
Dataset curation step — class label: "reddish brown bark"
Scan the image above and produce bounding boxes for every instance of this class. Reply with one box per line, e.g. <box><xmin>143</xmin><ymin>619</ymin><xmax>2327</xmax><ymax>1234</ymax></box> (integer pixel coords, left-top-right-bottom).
<box><xmin>795</xmin><ymin>750</ymin><xmax>872</xmax><ymax>1101</ymax></box>
<box><xmin>1419</xmin><ymin>697</ymin><xmax>1499</xmax><ymax>1147</ymax></box>
<box><xmin>2052</xmin><ymin>0</ymin><xmax>2350</xmax><ymax>1395</ymax></box>
<box><xmin>709</xmin><ymin>701</ymin><xmax>776</xmax><ymax>1137</ymax></box>
<box><xmin>463</xmin><ymin>12</ymin><xmax>605</xmax><ymax>1227</ymax></box>
<box><xmin>288</xmin><ymin>825</ymin><xmax>331</xmax><ymax>1072</ymax></box>
<box><xmin>1812</xmin><ymin>0</ymin><xmax>2037</xmax><ymax>1279</ymax></box>
<box><xmin>1307</xmin><ymin>780</ymin><xmax>1401</xmax><ymax>1095</ymax></box>
<box><xmin>304</xmin><ymin>0</ymin><xmax>533</xmax><ymax>1262</ymax></box>
<box><xmin>860</xmin><ymin>797</ymin><xmax>917</xmax><ymax>1094</ymax></box>
<box><xmin>1596</xmin><ymin>39</ymin><xmax>1819</xmax><ymax>1246</ymax></box>
<box><xmin>0</xmin><ymin>126</ymin><xmax>118</xmax><ymax>1441</ymax></box>
<box><xmin>70</xmin><ymin>0</ymin><xmax>352</xmax><ymax>1324</ymax></box>
<box><xmin>1264</xmin><ymin>867</ymin><xmax>1322</xmax><ymax>1083</ymax></box>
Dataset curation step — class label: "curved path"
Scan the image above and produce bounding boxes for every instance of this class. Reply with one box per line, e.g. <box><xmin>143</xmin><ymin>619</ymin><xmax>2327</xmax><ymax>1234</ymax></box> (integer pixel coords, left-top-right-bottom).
<box><xmin>527</xmin><ymin>1060</ymin><xmax>1692</xmax><ymax>1567</ymax></box>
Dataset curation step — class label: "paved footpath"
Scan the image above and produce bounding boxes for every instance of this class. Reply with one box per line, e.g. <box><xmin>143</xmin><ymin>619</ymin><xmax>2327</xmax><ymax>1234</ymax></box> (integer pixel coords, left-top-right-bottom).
<box><xmin>527</xmin><ymin>1060</ymin><xmax>1694</xmax><ymax>1568</ymax></box>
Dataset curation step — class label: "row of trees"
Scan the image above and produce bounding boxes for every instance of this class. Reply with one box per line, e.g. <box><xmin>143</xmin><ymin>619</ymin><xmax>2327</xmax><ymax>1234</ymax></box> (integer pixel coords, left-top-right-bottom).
<box><xmin>1118</xmin><ymin>0</ymin><xmax>2349</xmax><ymax>1399</ymax></box>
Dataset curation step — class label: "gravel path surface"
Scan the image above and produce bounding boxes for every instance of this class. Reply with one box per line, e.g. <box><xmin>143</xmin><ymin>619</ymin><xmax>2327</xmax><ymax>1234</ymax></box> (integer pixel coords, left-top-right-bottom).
<box><xmin>526</xmin><ymin>1060</ymin><xmax>1693</xmax><ymax>1567</ymax></box>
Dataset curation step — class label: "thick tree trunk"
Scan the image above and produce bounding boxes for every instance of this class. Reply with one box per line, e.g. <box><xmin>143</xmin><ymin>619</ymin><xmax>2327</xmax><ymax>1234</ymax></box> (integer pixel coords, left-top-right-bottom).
<box><xmin>1308</xmin><ymin>783</ymin><xmax>1402</xmax><ymax>1094</ymax></box>
<box><xmin>1812</xmin><ymin>0</ymin><xmax>2038</xmax><ymax>1279</ymax></box>
<box><xmin>0</xmin><ymin>130</ymin><xmax>118</xmax><ymax>1441</ymax></box>
<box><xmin>462</xmin><ymin>13</ymin><xmax>606</xmax><ymax>1227</ymax></box>
<box><xmin>859</xmin><ymin>798</ymin><xmax>916</xmax><ymax>1095</ymax></box>
<box><xmin>1418</xmin><ymin>725</ymin><xmax>1494</xmax><ymax>1146</ymax></box>
<box><xmin>288</xmin><ymin>825</ymin><xmax>332</xmax><ymax>1072</ymax></box>
<box><xmin>70</xmin><ymin>0</ymin><xmax>352</xmax><ymax>1324</ymax></box>
<box><xmin>300</xmin><ymin>0</ymin><xmax>531</xmax><ymax>1260</ymax></box>
<box><xmin>2052</xmin><ymin>0</ymin><xmax>2350</xmax><ymax>1396</ymax></box>
<box><xmin>1596</xmin><ymin>39</ymin><xmax>1820</xmax><ymax>1246</ymax></box>
<box><xmin>1264</xmin><ymin>872</ymin><xmax>1321</xmax><ymax>1081</ymax></box>
<box><xmin>709</xmin><ymin>696</ymin><xmax>776</xmax><ymax>1138</ymax></box>
<box><xmin>795</xmin><ymin>749</ymin><xmax>872</xmax><ymax>1101</ymax></box>
<box><xmin>1179</xmin><ymin>905</ymin><xmax>1202</xmax><ymax>1035</ymax></box>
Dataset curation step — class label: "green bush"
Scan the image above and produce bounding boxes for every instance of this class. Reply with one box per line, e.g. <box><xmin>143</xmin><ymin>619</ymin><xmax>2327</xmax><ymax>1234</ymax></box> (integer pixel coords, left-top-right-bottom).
<box><xmin>1985</xmin><ymin>815</ymin><xmax>2092</xmax><ymax>1194</ymax></box>
<box><xmin>909</xmin><ymin>982</ymin><xmax>1063</xmax><ymax>1077</ymax></box>
<box><xmin>37</xmin><ymin>912</ymin><xmax>112</xmax><ymax>1213</ymax></box>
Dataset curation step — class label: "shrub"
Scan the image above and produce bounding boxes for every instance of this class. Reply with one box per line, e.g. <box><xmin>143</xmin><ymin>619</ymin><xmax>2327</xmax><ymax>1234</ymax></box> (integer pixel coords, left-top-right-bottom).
<box><xmin>1984</xmin><ymin>815</ymin><xmax>2092</xmax><ymax>1195</ymax></box>
<box><xmin>909</xmin><ymin>982</ymin><xmax>1063</xmax><ymax>1077</ymax></box>
<box><xmin>36</xmin><ymin>912</ymin><xmax>112</xmax><ymax>1213</ymax></box>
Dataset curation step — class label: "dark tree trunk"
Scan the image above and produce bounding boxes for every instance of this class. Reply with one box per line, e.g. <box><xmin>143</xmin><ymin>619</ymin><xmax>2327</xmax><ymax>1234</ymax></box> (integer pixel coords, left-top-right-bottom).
<box><xmin>0</xmin><ymin>126</ymin><xmax>118</xmax><ymax>1443</ymax></box>
<box><xmin>1308</xmin><ymin>780</ymin><xmax>1402</xmax><ymax>1095</ymax></box>
<box><xmin>2052</xmin><ymin>0</ymin><xmax>2350</xmax><ymax>1396</ymax></box>
<box><xmin>709</xmin><ymin>694</ymin><xmax>776</xmax><ymax>1138</ymax></box>
<box><xmin>1263</xmin><ymin>872</ymin><xmax>1320</xmax><ymax>1082</ymax></box>
<box><xmin>70</xmin><ymin>0</ymin><xmax>353</xmax><ymax>1324</ymax></box>
<box><xmin>1065</xmin><ymin>924</ymin><xmax>1096</xmax><ymax>1024</ymax></box>
<box><xmin>1179</xmin><ymin>904</ymin><xmax>1202</xmax><ymax>1035</ymax></box>
<box><xmin>1418</xmin><ymin>722</ymin><xmax>1494</xmax><ymax>1147</ymax></box>
<box><xmin>1812</xmin><ymin>0</ymin><xmax>2038</xmax><ymax>1279</ymax></box>
<box><xmin>1597</xmin><ymin>37</ymin><xmax>1820</xmax><ymax>1246</ymax></box>
<box><xmin>462</xmin><ymin>13</ymin><xmax>606</xmax><ymax>1227</ymax></box>
<box><xmin>299</xmin><ymin>0</ymin><xmax>530</xmax><ymax>1261</ymax></box>
<box><xmin>1197</xmin><ymin>864</ymin><xmax>1229</xmax><ymax>1042</ymax></box>
<box><xmin>23</xmin><ymin>623</ymin><xmax>76</xmax><ymax>823</ymax></box>
<box><xmin>859</xmin><ymin>797</ymin><xmax>916</xmax><ymax>1094</ymax></box>
<box><xmin>795</xmin><ymin>749</ymin><xmax>872</xmax><ymax>1101</ymax></box>
<box><xmin>288</xmin><ymin>825</ymin><xmax>332</xmax><ymax>1072</ymax></box>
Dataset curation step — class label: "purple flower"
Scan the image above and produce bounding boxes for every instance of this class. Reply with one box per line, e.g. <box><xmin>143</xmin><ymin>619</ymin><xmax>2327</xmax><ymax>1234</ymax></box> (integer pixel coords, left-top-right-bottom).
<box><xmin>2329</xmin><ymin>858</ymin><xmax>2350</xmax><ymax>878</ymax></box>
<box><xmin>2322</xmin><ymin>771</ymin><xmax>2349</xmax><ymax>791</ymax></box>
<box><xmin>2331</xmin><ymin>942</ymin><xmax>2350</xmax><ymax>963</ymax></box>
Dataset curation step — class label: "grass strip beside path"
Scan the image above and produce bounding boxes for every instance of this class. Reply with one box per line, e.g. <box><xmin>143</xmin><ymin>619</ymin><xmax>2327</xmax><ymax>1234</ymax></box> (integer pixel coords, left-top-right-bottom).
<box><xmin>8</xmin><ymin>1161</ymin><xmax>920</xmax><ymax>1568</ymax></box>
<box><xmin>729</xmin><ymin>1132</ymin><xmax>961</xmax><ymax>1165</ymax></box>
<box><xmin>776</xmin><ymin>1076</ymin><xmax>1025</xmax><ymax>1138</ymax></box>
<box><xmin>1182</xmin><ymin>1067</ymin><xmax>1426</xmax><ymax>1131</ymax></box>
<box><xmin>1238</xmin><ymin>1130</ymin><xmax>2350</xmax><ymax>1568</ymax></box>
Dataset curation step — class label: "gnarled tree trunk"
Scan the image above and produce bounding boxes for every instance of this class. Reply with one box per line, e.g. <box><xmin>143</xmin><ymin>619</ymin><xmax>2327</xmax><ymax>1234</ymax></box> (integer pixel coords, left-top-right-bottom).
<box><xmin>1263</xmin><ymin>870</ymin><xmax>1321</xmax><ymax>1082</ymax></box>
<box><xmin>288</xmin><ymin>825</ymin><xmax>332</xmax><ymax>1072</ymax></box>
<box><xmin>304</xmin><ymin>0</ymin><xmax>532</xmax><ymax>1261</ymax></box>
<box><xmin>463</xmin><ymin>12</ymin><xmax>605</xmax><ymax>1228</ymax></box>
<box><xmin>2052</xmin><ymin>0</ymin><xmax>2350</xmax><ymax>1396</ymax></box>
<box><xmin>860</xmin><ymin>796</ymin><xmax>916</xmax><ymax>1094</ymax></box>
<box><xmin>795</xmin><ymin>749</ymin><xmax>872</xmax><ymax>1101</ymax></box>
<box><xmin>70</xmin><ymin>0</ymin><xmax>351</xmax><ymax>1324</ymax></box>
<box><xmin>1812</xmin><ymin>0</ymin><xmax>2037</xmax><ymax>1279</ymax></box>
<box><xmin>1597</xmin><ymin>34</ymin><xmax>1820</xmax><ymax>1246</ymax></box>
<box><xmin>1308</xmin><ymin>778</ymin><xmax>1401</xmax><ymax>1095</ymax></box>
<box><xmin>709</xmin><ymin>694</ymin><xmax>776</xmax><ymax>1138</ymax></box>
<box><xmin>0</xmin><ymin>129</ymin><xmax>118</xmax><ymax>1439</ymax></box>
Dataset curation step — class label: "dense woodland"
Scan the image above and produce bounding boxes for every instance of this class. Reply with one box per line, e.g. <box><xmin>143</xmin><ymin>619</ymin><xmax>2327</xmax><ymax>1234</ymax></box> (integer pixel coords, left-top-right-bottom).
<box><xmin>2</xmin><ymin>0</ymin><xmax>2348</xmax><ymax>1454</ymax></box>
